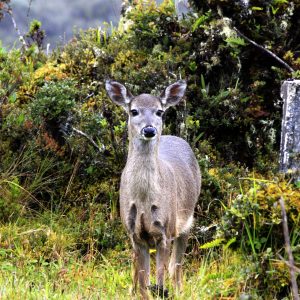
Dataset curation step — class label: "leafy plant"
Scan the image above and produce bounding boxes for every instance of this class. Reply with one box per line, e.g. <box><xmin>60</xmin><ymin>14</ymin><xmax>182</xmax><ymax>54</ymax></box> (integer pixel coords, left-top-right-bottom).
<box><xmin>30</xmin><ymin>79</ymin><xmax>77</xmax><ymax>123</ymax></box>
<box><xmin>26</xmin><ymin>19</ymin><xmax>45</xmax><ymax>51</ymax></box>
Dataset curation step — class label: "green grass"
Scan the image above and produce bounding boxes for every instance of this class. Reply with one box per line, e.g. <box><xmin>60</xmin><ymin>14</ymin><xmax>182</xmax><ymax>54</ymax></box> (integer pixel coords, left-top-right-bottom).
<box><xmin>0</xmin><ymin>215</ymin><xmax>132</xmax><ymax>299</ymax></box>
<box><xmin>0</xmin><ymin>255</ymin><xmax>132</xmax><ymax>299</ymax></box>
<box><xmin>0</xmin><ymin>211</ymin><xmax>261</xmax><ymax>300</ymax></box>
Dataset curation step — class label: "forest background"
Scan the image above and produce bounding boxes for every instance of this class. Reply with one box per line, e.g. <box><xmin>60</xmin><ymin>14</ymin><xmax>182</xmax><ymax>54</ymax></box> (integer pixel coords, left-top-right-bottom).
<box><xmin>0</xmin><ymin>0</ymin><xmax>300</xmax><ymax>299</ymax></box>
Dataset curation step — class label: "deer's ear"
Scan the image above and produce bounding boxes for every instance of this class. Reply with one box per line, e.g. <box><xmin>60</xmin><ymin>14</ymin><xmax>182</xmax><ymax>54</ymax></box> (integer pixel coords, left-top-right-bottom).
<box><xmin>160</xmin><ymin>80</ymin><xmax>187</xmax><ymax>108</ymax></box>
<box><xmin>105</xmin><ymin>80</ymin><xmax>133</xmax><ymax>107</ymax></box>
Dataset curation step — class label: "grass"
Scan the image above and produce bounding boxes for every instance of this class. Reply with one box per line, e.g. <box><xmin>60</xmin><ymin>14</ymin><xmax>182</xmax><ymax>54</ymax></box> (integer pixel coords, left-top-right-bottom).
<box><xmin>0</xmin><ymin>211</ymin><xmax>261</xmax><ymax>300</ymax></box>
<box><xmin>1</xmin><ymin>166</ymin><xmax>298</xmax><ymax>299</ymax></box>
<box><xmin>0</xmin><ymin>213</ymin><xmax>132</xmax><ymax>299</ymax></box>
<box><xmin>1</xmin><ymin>171</ymin><xmax>297</xmax><ymax>299</ymax></box>
<box><xmin>0</xmin><ymin>254</ymin><xmax>132</xmax><ymax>299</ymax></box>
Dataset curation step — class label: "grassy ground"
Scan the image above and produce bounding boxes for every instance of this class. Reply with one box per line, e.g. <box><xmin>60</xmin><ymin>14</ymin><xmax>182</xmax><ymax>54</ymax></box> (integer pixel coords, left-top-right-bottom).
<box><xmin>0</xmin><ymin>211</ymin><xmax>264</xmax><ymax>300</ymax></box>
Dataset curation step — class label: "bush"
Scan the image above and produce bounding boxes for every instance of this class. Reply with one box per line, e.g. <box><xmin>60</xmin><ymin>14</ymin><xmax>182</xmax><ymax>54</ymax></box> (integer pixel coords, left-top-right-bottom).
<box><xmin>30</xmin><ymin>79</ymin><xmax>77</xmax><ymax>124</ymax></box>
<box><xmin>211</xmin><ymin>177</ymin><xmax>300</xmax><ymax>297</ymax></box>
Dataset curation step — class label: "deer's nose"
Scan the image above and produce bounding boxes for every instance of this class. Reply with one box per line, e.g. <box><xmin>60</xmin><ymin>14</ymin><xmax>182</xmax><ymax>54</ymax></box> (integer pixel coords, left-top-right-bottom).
<box><xmin>142</xmin><ymin>126</ymin><xmax>157</xmax><ymax>138</ymax></box>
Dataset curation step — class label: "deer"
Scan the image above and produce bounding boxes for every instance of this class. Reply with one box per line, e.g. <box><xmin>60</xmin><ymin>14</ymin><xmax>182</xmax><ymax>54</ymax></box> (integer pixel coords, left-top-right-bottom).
<box><xmin>105</xmin><ymin>80</ymin><xmax>201</xmax><ymax>299</ymax></box>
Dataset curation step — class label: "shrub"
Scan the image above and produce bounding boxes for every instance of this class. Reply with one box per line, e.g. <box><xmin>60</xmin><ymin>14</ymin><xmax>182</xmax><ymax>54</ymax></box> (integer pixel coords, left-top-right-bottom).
<box><xmin>219</xmin><ymin>177</ymin><xmax>300</xmax><ymax>252</ymax></box>
<box><xmin>30</xmin><ymin>79</ymin><xmax>77</xmax><ymax>124</ymax></box>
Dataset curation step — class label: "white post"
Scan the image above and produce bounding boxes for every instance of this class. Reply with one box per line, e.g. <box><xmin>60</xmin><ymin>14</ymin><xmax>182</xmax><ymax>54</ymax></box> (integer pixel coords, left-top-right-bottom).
<box><xmin>280</xmin><ymin>80</ymin><xmax>300</xmax><ymax>180</ymax></box>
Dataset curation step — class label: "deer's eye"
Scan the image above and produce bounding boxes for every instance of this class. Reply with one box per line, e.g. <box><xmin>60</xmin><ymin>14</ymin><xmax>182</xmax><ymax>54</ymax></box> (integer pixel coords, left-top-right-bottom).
<box><xmin>156</xmin><ymin>110</ymin><xmax>164</xmax><ymax>117</ymax></box>
<box><xmin>130</xmin><ymin>109</ymin><xmax>139</xmax><ymax>116</ymax></box>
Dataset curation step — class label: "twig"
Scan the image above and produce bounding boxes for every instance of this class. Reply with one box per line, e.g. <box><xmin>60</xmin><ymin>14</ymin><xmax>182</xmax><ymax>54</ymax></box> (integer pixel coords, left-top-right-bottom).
<box><xmin>27</xmin><ymin>0</ymin><xmax>33</xmax><ymax>18</ymax></box>
<box><xmin>234</xmin><ymin>27</ymin><xmax>295</xmax><ymax>73</ymax></box>
<box><xmin>84</xmin><ymin>92</ymin><xmax>95</xmax><ymax>101</ymax></box>
<box><xmin>65</xmin><ymin>158</ymin><xmax>80</xmax><ymax>197</ymax></box>
<box><xmin>277</xmin><ymin>254</ymin><xmax>300</xmax><ymax>274</ymax></box>
<box><xmin>279</xmin><ymin>196</ymin><xmax>299</xmax><ymax>300</ymax></box>
<box><xmin>72</xmin><ymin>127</ymin><xmax>104</xmax><ymax>153</ymax></box>
<box><xmin>6</xmin><ymin>4</ymin><xmax>28</xmax><ymax>50</ymax></box>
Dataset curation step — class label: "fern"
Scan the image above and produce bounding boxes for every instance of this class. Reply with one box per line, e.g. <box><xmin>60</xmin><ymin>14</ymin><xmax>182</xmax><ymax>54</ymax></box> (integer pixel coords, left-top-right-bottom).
<box><xmin>200</xmin><ymin>238</ymin><xmax>224</xmax><ymax>249</ymax></box>
<box><xmin>224</xmin><ymin>237</ymin><xmax>237</xmax><ymax>250</ymax></box>
<box><xmin>192</xmin><ymin>11</ymin><xmax>211</xmax><ymax>32</ymax></box>
<box><xmin>225</xmin><ymin>37</ymin><xmax>246</xmax><ymax>46</ymax></box>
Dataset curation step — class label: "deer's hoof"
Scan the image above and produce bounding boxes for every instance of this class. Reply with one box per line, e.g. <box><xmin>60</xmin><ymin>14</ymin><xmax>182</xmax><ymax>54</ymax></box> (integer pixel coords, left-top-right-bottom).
<box><xmin>148</xmin><ymin>284</ymin><xmax>169</xmax><ymax>298</ymax></box>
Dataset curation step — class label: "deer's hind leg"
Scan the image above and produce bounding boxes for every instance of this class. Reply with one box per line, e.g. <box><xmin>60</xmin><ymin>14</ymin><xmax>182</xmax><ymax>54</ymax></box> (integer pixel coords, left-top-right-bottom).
<box><xmin>168</xmin><ymin>232</ymin><xmax>189</xmax><ymax>291</ymax></box>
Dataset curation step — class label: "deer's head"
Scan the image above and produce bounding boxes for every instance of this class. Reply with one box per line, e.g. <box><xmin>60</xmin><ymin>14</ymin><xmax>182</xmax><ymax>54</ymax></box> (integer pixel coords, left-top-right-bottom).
<box><xmin>105</xmin><ymin>80</ymin><xmax>187</xmax><ymax>142</ymax></box>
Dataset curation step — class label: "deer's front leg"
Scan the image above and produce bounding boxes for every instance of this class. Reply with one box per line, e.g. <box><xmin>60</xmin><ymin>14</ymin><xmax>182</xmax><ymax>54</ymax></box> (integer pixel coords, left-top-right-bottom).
<box><xmin>132</xmin><ymin>243</ymin><xmax>150</xmax><ymax>299</ymax></box>
<box><xmin>148</xmin><ymin>239</ymin><xmax>170</xmax><ymax>298</ymax></box>
<box><xmin>156</xmin><ymin>240</ymin><xmax>170</xmax><ymax>287</ymax></box>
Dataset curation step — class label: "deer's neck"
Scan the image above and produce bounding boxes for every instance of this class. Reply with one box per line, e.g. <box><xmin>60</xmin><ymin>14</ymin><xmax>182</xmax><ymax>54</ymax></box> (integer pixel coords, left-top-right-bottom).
<box><xmin>126</xmin><ymin>138</ymin><xmax>161</xmax><ymax>200</ymax></box>
<box><xmin>128</xmin><ymin>138</ymin><xmax>158</xmax><ymax>160</ymax></box>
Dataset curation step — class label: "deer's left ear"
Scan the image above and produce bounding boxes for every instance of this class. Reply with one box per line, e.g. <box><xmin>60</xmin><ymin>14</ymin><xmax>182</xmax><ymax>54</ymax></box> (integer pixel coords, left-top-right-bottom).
<box><xmin>160</xmin><ymin>80</ymin><xmax>187</xmax><ymax>109</ymax></box>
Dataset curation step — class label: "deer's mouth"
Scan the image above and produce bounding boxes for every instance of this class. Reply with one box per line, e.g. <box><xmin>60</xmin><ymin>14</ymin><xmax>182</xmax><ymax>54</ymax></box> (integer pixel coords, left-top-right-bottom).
<box><xmin>141</xmin><ymin>126</ymin><xmax>157</xmax><ymax>140</ymax></box>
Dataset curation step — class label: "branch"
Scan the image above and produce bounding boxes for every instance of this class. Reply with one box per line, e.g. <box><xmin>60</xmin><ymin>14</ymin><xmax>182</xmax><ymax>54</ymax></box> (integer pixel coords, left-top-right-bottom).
<box><xmin>234</xmin><ymin>27</ymin><xmax>295</xmax><ymax>73</ymax></box>
<box><xmin>6</xmin><ymin>4</ymin><xmax>28</xmax><ymax>50</ymax></box>
<box><xmin>72</xmin><ymin>127</ymin><xmax>104</xmax><ymax>154</ymax></box>
<box><xmin>27</xmin><ymin>0</ymin><xmax>33</xmax><ymax>19</ymax></box>
<box><xmin>279</xmin><ymin>196</ymin><xmax>299</xmax><ymax>300</ymax></box>
<box><xmin>277</xmin><ymin>254</ymin><xmax>300</xmax><ymax>274</ymax></box>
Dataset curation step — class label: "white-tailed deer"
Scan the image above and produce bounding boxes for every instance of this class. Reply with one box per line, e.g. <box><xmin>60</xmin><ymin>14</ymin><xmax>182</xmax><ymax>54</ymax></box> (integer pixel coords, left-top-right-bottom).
<box><xmin>106</xmin><ymin>80</ymin><xmax>201</xmax><ymax>299</ymax></box>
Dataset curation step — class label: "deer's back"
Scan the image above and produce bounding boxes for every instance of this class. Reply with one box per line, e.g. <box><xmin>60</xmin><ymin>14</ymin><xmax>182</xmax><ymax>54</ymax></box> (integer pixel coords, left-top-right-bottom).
<box><xmin>160</xmin><ymin>135</ymin><xmax>200</xmax><ymax>203</ymax></box>
<box><xmin>159</xmin><ymin>135</ymin><xmax>200</xmax><ymax>184</ymax></box>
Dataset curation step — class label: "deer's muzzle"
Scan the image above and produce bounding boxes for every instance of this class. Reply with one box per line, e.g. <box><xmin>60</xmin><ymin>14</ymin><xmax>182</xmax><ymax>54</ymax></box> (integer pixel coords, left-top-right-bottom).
<box><xmin>141</xmin><ymin>126</ymin><xmax>157</xmax><ymax>139</ymax></box>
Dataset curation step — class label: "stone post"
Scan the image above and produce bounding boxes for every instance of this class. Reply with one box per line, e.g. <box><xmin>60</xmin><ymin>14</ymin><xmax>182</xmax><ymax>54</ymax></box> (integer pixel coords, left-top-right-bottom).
<box><xmin>280</xmin><ymin>80</ymin><xmax>300</xmax><ymax>180</ymax></box>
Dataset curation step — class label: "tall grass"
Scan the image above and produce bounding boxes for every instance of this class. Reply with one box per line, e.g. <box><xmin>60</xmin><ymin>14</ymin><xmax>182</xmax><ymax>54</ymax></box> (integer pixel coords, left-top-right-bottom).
<box><xmin>0</xmin><ymin>208</ymin><xmax>261</xmax><ymax>299</ymax></box>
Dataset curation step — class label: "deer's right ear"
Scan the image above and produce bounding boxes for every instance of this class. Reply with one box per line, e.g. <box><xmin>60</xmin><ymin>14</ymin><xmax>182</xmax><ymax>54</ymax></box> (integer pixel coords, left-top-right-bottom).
<box><xmin>105</xmin><ymin>80</ymin><xmax>133</xmax><ymax>107</ymax></box>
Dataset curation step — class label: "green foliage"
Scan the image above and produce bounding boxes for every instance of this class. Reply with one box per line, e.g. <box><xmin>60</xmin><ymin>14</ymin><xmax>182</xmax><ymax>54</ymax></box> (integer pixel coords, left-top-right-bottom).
<box><xmin>213</xmin><ymin>176</ymin><xmax>300</xmax><ymax>296</ymax></box>
<box><xmin>219</xmin><ymin>177</ymin><xmax>300</xmax><ymax>250</ymax></box>
<box><xmin>0</xmin><ymin>46</ymin><xmax>33</xmax><ymax>101</ymax></box>
<box><xmin>29</xmin><ymin>19</ymin><xmax>42</xmax><ymax>34</ymax></box>
<box><xmin>200</xmin><ymin>238</ymin><xmax>224</xmax><ymax>249</ymax></box>
<box><xmin>124</xmin><ymin>0</ymin><xmax>177</xmax><ymax>51</ymax></box>
<box><xmin>191</xmin><ymin>11</ymin><xmax>211</xmax><ymax>32</ymax></box>
<box><xmin>26</xmin><ymin>19</ymin><xmax>45</xmax><ymax>51</ymax></box>
<box><xmin>30</xmin><ymin>79</ymin><xmax>77</xmax><ymax>123</ymax></box>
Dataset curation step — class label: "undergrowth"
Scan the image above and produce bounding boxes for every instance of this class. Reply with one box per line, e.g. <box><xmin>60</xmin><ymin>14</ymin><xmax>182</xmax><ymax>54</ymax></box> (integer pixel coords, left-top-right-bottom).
<box><xmin>0</xmin><ymin>209</ymin><xmax>277</xmax><ymax>299</ymax></box>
